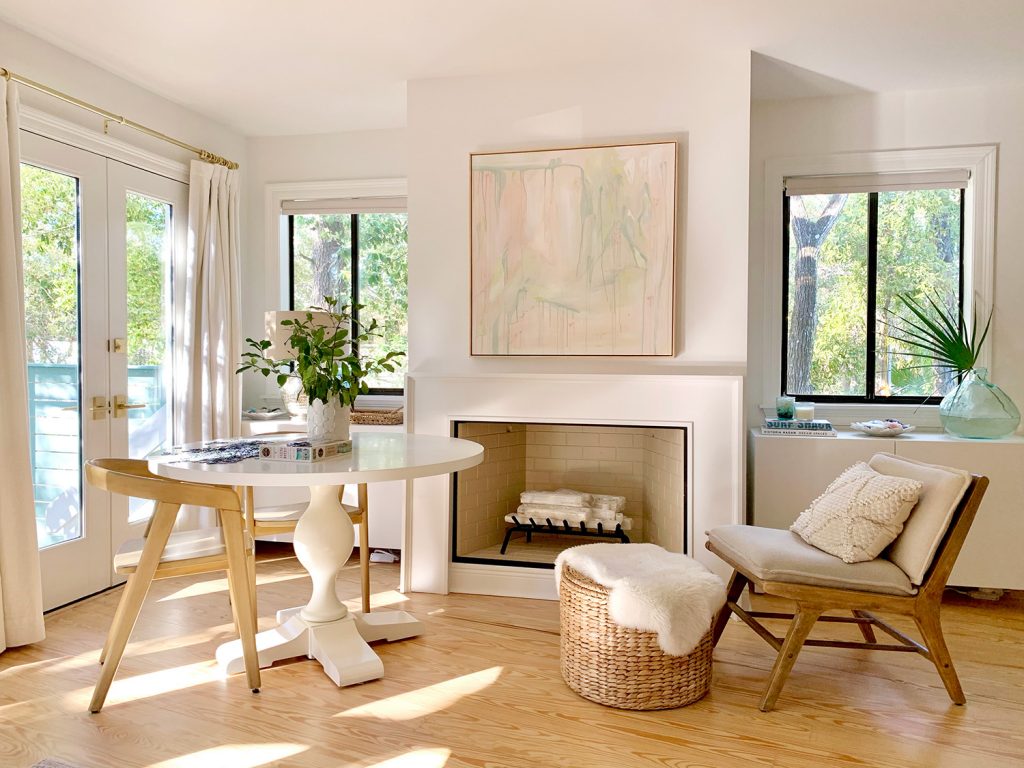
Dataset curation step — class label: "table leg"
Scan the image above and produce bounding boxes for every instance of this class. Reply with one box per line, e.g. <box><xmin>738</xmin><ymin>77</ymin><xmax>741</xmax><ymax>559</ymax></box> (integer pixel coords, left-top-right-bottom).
<box><xmin>216</xmin><ymin>482</ymin><xmax>423</xmax><ymax>686</ymax></box>
<box><xmin>295</xmin><ymin>485</ymin><xmax>353</xmax><ymax>623</ymax></box>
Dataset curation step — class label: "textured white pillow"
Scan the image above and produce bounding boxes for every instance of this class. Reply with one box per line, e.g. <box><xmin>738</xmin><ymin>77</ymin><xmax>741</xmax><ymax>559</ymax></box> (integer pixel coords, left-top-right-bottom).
<box><xmin>790</xmin><ymin>463</ymin><xmax>923</xmax><ymax>564</ymax></box>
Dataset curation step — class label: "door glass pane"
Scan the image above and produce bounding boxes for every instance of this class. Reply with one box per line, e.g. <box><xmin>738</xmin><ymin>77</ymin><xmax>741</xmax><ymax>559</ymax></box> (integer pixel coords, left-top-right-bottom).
<box><xmin>875</xmin><ymin>188</ymin><xmax>962</xmax><ymax>398</ymax></box>
<box><xmin>21</xmin><ymin>164</ymin><xmax>83</xmax><ymax>548</ymax></box>
<box><xmin>291</xmin><ymin>213</ymin><xmax>352</xmax><ymax>309</ymax></box>
<box><xmin>786</xmin><ymin>193</ymin><xmax>869</xmax><ymax>396</ymax></box>
<box><xmin>126</xmin><ymin>192</ymin><xmax>173</xmax><ymax>522</ymax></box>
<box><xmin>358</xmin><ymin>213</ymin><xmax>408</xmax><ymax>390</ymax></box>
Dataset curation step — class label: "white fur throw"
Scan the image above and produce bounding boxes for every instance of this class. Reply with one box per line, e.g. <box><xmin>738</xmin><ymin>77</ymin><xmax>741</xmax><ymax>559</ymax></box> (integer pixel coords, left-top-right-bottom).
<box><xmin>555</xmin><ymin>543</ymin><xmax>726</xmax><ymax>657</ymax></box>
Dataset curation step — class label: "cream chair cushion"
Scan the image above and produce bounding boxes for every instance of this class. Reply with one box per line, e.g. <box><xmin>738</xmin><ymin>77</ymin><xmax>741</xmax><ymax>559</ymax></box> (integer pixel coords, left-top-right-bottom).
<box><xmin>790</xmin><ymin>462</ymin><xmax>922</xmax><ymax>563</ymax></box>
<box><xmin>868</xmin><ymin>453</ymin><xmax>971</xmax><ymax>584</ymax></box>
<box><xmin>708</xmin><ymin>526</ymin><xmax>916</xmax><ymax>596</ymax></box>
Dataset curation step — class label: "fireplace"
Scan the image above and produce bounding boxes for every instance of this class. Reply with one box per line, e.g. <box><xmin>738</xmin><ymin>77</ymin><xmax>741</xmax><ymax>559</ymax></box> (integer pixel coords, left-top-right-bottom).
<box><xmin>451</xmin><ymin>421</ymin><xmax>686</xmax><ymax>568</ymax></box>
<box><xmin>405</xmin><ymin>373</ymin><xmax>743</xmax><ymax>600</ymax></box>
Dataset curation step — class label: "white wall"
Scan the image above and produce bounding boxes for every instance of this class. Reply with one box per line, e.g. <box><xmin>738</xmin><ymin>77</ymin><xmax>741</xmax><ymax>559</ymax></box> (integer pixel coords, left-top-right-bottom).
<box><xmin>406</xmin><ymin>53</ymin><xmax>752</xmax><ymax>379</ymax></box>
<box><xmin>241</xmin><ymin>129</ymin><xmax>407</xmax><ymax>407</ymax></box>
<box><xmin>0</xmin><ymin>19</ymin><xmax>243</xmax><ymax>172</ymax></box>
<box><xmin>748</xmin><ymin>85</ymin><xmax>1024</xmax><ymax>425</ymax></box>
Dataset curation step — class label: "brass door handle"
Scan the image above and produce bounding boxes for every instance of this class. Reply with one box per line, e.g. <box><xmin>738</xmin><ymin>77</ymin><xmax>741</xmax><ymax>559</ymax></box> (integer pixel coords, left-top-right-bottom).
<box><xmin>113</xmin><ymin>395</ymin><xmax>148</xmax><ymax>417</ymax></box>
<box><xmin>62</xmin><ymin>396</ymin><xmax>110</xmax><ymax>420</ymax></box>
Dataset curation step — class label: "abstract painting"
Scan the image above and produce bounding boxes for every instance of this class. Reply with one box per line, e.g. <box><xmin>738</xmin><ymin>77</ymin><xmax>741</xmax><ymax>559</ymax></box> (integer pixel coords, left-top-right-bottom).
<box><xmin>470</xmin><ymin>141</ymin><xmax>676</xmax><ymax>356</ymax></box>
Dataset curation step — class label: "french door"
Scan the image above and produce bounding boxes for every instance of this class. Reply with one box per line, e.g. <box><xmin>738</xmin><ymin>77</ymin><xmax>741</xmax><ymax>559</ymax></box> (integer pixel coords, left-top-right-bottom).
<box><xmin>20</xmin><ymin>132</ymin><xmax>187</xmax><ymax>609</ymax></box>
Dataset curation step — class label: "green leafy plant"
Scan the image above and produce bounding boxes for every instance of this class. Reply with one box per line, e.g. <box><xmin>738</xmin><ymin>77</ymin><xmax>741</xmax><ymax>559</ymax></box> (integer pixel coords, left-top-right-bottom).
<box><xmin>887</xmin><ymin>292</ymin><xmax>991</xmax><ymax>376</ymax></box>
<box><xmin>237</xmin><ymin>297</ymin><xmax>404</xmax><ymax>407</ymax></box>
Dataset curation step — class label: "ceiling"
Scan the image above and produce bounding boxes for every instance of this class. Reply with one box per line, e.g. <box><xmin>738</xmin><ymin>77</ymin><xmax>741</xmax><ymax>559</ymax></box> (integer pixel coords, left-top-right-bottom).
<box><xmin>1</xmin><ymin>1</ymin><xmax>1023</xmax><ymax>136</ymax></box>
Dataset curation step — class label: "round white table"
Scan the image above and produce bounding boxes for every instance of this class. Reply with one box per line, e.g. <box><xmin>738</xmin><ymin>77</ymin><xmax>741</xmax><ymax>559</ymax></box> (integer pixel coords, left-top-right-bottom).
<box><xmin>149</xmin><ymin>432</ymin><xmax>483</xmax><ymax>687</ymax></box>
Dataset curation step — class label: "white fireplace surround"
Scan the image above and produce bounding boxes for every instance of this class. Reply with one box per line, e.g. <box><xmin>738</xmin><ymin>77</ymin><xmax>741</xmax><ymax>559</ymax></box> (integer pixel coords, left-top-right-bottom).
<box><xmin>404</xmin><ymin>373</ymin><xmax>744</xmax><ymax>600</ymax></box>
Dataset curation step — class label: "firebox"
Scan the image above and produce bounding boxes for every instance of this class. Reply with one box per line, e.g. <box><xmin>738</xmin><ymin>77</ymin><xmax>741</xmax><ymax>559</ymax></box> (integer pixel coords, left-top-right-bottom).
<box><xmin>451</xmin><ymin>421</ymin><xmax>687</xmax><ymax>569</ymax></box>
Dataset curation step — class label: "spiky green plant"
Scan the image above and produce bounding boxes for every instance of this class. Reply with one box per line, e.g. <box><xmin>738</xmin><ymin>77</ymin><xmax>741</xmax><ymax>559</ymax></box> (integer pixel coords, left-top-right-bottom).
<box><xmin>888</xmin><ymin>293</ymin><xmax>991</xmax><ymax>375</ymax></box>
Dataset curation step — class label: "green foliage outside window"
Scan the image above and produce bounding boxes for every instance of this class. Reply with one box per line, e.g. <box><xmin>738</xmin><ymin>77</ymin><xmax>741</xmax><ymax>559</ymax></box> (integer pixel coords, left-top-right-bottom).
<box><xmin>291</xmin><ymin>212</ymin><xmax>408</xmax><ymax>390</ymax></box>
<box><xmin>125</xmin><ymin>193</ymin><xmax>171</xmax><ymax>367</ymax></box>
<box><xmin>22</xmin><ymin>165</ymin><xmax>78</xmax><ymax>365</ymax></box>
<box><xmin>786</xmin><ymin>188</ymin><xmax>962</xmax><ymax>399</ymax></box>
<box><xmin>22</xmin><ymin>166</ymin><xmax>169</xmax><ymax>367</ymax></box>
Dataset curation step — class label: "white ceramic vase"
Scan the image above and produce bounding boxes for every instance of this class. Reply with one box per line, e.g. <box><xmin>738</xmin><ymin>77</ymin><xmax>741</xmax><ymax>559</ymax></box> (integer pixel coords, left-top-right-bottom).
<box><xmin>306</xmin><ymin>395</ymin><xmax>351</xmax><ymax>443</ymax></box>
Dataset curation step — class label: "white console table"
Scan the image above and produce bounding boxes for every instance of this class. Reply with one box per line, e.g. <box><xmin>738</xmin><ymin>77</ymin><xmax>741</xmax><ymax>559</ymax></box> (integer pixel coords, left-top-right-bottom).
<box><xmin>750</xmin><ymin>428</ymin><xmax>1024</xmax><ymax>590</ymax></box>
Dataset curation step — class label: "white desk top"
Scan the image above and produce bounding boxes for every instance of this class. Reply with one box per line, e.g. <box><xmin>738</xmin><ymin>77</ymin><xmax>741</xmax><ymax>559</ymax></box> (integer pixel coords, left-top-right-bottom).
<box><xmin>149</xmin><ymin>432</ymin><xmax>484</xmax><ymax>487</ymax></box>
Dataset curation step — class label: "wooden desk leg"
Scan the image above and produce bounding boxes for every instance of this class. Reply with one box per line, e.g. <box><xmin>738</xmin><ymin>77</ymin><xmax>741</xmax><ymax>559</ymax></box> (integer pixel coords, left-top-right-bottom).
<box><xmin>359</xmin><ymin>483</ymin><xmax>370</xmax><ymax>615</ymax></box>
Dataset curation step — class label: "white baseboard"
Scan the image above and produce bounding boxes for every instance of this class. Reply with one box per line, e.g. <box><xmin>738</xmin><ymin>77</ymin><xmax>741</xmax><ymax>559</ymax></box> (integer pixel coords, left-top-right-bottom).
<box><xmin>448</xmin><ymin>562</ymin><xmax>557</xmax><ymax>601</ymax></box>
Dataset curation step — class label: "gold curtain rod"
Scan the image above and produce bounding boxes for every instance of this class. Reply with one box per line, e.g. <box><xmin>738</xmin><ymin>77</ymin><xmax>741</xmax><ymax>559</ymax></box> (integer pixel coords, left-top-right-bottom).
<box><xmin>1</xmin><ymin>66</ymin><xmax>238</xmax><ymax>170</ymax></box>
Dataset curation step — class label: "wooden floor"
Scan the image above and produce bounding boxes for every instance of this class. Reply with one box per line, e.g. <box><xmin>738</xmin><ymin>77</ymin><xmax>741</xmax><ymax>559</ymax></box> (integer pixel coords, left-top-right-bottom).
<box><xmin>2</xmin><ymin>544</ymin><xmax>1023</xmax><ymax>768</ymax></box>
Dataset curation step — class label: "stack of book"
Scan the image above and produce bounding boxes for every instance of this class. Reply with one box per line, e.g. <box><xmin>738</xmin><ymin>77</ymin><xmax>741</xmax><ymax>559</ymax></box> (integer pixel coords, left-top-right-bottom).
<box><xmin>761</xmin><ymin>418</ymin><xmax>836</xmax><ymax>437</ymax></box>
<box><xmin>258</xmin><ymin>438</ymin><xmax>353</xmax><ymax>462</ymax></box>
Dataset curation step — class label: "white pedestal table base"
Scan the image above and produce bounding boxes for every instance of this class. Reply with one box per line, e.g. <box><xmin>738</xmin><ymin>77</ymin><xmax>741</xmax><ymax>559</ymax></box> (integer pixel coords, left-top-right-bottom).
<box><xmin>215</xmin><ymin>482</ymin><xmax>424</xmax><ymax>687</ymax></box>
<box><xmin>216</xmin><ymin>607</ymin><xmax>424</xmax><ymax>687</ymax></box>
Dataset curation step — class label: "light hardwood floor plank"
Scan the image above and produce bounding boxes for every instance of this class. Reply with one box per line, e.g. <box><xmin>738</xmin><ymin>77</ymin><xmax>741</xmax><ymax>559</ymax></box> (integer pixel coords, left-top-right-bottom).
<box><xmin>1</xmin><ymin>544</ymin><xmax>1022</xmax><ymax>768</ymax></box>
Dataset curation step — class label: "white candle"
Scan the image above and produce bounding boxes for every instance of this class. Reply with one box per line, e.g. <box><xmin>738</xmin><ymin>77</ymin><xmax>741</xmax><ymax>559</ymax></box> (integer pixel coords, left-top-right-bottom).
<box><xmin>794</xmin><ymin>403</ymin><xmax>815</xmax><ymax>420</ymax></box>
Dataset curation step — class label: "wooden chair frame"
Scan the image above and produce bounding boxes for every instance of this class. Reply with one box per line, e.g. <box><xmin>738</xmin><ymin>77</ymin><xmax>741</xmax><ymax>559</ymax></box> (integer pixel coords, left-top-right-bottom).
<box><xmin>84</xmin><ymin>458</ymin><xmax>261</xmax><ymax>713</ymax></box>
<box><xmin>241</xmin><ymin>483</ymin><xmax>371</xmax><ymax>618</ymax></box>
<box><xmin>707</xmin><ymin>475</ymin><xmax>988</xmax><ymax>712</ymax></box>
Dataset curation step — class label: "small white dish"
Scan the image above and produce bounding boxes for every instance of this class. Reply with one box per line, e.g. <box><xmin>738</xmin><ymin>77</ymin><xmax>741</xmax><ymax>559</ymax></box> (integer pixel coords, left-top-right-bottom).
<box><xmin>851</xmin><ymin>419</ymin><xmax>915</xmax><ymax>437</ymax></box>
<box><xmin>243</xmin><ymin>409</ymin><xmax>287</xmax><ymax>421</ymax></box>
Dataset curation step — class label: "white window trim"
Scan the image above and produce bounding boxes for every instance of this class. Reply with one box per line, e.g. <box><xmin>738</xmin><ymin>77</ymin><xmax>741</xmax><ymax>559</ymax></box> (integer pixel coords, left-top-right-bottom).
<box><xmin>760</xmin><ymin>145</ymin><xmax>997</xmax><ymax>426</ymax></box>
<box><xmin>264</xmin><ymin>178</ymin><xmax>409</xmax><ymax>407</ymax></box>
<box><xmin>20</xmin><ymin>106</ymin><xmax>188</xmax><ymax>182</ymax></box>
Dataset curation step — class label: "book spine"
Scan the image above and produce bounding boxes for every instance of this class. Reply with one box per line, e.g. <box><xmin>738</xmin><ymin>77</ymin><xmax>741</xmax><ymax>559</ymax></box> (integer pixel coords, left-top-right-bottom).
<box><xmin>259</xmin><ymin>440</ymin><xmax>352</xmax><ymax>462</ymax></box>
<box><xmin>763</xmin><ymin>420</ymin><xmax>832</xmax><ymax>430</ymax></box>
<box><xmin>761</xmin><ymin>428</ymin><xmax>836</xmax><ymax>437</ymax></box>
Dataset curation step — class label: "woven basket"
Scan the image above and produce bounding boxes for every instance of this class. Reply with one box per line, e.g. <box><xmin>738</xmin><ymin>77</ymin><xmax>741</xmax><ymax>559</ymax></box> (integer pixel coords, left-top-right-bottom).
<box><xmin>351</xmin><ymin>407</ymin><xmax>404</xmax><ymax>426</ymax></box>
<box><xmin>559</xmin><ymin>565</ymin><xmax>713</xmax><ymax>710</ymax></box>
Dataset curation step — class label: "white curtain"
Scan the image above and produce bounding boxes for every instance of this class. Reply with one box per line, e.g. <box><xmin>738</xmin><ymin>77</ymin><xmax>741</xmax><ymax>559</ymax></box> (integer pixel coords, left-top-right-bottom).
<box><xmin>0</xmin><ymin>80</ymin><xmax>45</xmax><ymax>652</ymax></box>
<box><xmin>173</xmin><ymin>160</ymin><xmax>242</xmax><ymax>528</ymax></box>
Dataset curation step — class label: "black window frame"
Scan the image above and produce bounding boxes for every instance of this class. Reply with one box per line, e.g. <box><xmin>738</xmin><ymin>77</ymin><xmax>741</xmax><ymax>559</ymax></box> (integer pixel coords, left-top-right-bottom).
<box><xmin>287</xmin><ymin>211</ymin><xmax>406</xmax><ymax>397</ymax></box>
<box><xmin>781</xmin><ymin>188</ymin><xmax>966</xmax><ymax>404</ymax></box>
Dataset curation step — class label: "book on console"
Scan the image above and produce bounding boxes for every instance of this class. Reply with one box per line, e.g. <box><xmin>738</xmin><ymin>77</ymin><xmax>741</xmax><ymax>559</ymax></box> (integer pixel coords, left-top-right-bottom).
<box><xmin>763</xmin><ymin>418</ymin><xmax>833</xmax><ymax>431</ymax></box>
<box><xmin>259</xmin><ymin>438</ymin><xmax>353</xmax><ymax>462</ymax></box>
<box><xmin>761</xmin><ymin>427</ymin><xmax>836</xmax><ymax>438</ymax></box>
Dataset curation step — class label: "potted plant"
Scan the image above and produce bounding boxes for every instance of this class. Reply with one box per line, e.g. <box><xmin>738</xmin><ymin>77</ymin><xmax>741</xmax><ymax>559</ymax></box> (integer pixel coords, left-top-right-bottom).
<box><xmin>238</xmin><ymin>297</ymin><xmax>404</xmax><ymax>443</ymax></box>
<box><xmin>888</xmin><ymin>293</ymin><xmax>1019</xmax><ymax>438</ymax></box>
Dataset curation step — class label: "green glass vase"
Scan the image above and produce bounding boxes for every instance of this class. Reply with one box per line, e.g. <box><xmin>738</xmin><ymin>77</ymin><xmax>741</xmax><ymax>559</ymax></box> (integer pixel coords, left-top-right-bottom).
<box><xmin>939</xmin><ymin>368</ymin><xmax>1021</xmax><ymax>439</ymax></box>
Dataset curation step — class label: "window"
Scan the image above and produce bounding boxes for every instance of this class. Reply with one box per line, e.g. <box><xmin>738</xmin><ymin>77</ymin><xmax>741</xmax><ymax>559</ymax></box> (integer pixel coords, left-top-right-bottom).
<box><xmin>782</xmin><ymin>174</ymin><xmax>965</xmax><ymax>403</ymax></box>
<box><xmin>288</xmin><ymin>209</ymin><xmax>408</xmax><ymax>394</ymax></box>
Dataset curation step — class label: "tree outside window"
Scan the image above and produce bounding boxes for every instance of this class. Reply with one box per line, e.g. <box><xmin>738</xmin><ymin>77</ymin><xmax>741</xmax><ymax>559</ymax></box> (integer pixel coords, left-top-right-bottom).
<box><xmin>783</xmin><ymin>186</ymin><xmax>963</xmax><ymax>402</ymax></box>
<box><xmin>290</xmin><ymin>212</ymin><xmax>408</xmax><ymax>393</ymax></box>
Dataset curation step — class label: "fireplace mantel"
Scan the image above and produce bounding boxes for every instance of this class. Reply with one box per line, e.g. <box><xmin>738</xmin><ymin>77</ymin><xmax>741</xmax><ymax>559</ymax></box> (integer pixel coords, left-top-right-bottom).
<box><xmin>404</xmin><ymin>373</ymin><xmax>744</xmax><ymax>599</ymax></box>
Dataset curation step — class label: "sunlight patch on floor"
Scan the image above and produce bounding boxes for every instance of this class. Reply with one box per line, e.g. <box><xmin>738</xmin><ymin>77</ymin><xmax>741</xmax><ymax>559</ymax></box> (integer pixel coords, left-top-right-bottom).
<box><xmin>344</xmin><ymin>589</ymin><xmax>410</xmax><ymax>610</ymax></box>
<box><xmin>0</xmin><ymin>626</ymin><xmax>224</xmax><ymax>681</ymax></box>
<box><xmin>366</xmin><ymin>748</ymin><xmax>451</xmax><ymax>767</ymax></box>
<box><xmin>157</xmin><ymin>571</ymin><xmax>310</xmax><ymax>602</ymax></box>
<box><xmin>335</xmin><ymin>666</ymin><xmax>503</xmax><ymax>722</ymax></box>
<box><xmin>64</xmin><ymin>661</ymin><xmax>217</xmax><ymax>709</ymax></box>
<box><xmin>145</xmin><ymin>743</ymin><xmax>308</xmax><ymax>767</ymax></box>
<box><xmin>0</xmin><ymin>653</ymin><xmax>94</xmax><ymax>679</ymax></box>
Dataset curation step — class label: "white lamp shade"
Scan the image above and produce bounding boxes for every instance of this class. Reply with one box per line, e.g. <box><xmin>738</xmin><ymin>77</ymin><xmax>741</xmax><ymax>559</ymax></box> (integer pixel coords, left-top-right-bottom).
<box><xmin>264</xmin><ymin>310</ymin><xmax>338</xmax><ymax>360</ymax></box>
